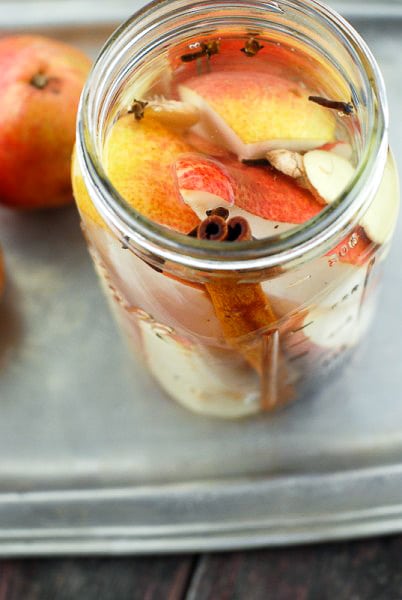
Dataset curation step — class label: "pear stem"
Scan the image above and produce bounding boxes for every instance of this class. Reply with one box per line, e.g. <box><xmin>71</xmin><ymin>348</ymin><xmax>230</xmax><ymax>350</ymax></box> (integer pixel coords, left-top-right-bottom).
<box><xmin>30</xmin><ymin>73</ymin><xmax>48</xmax><ymax>90</ymax></box>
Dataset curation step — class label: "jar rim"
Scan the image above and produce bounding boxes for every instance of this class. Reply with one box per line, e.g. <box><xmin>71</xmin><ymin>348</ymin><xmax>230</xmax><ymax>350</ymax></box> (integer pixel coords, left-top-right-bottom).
<box><xmin>76</xmin><ymin>0</ymin><xmax>389</xmax><ymax>273</ymax></box>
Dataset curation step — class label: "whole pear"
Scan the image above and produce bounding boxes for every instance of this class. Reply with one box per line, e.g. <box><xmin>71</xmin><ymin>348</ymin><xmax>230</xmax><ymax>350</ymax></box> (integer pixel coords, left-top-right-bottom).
<box><xmin>0</xmin><ymin>35</ymin><xmax>91</xmax><ymax>209</ymax></box>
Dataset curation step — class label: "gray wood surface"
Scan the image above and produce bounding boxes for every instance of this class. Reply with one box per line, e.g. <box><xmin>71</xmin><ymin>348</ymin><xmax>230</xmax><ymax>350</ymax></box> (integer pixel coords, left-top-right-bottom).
<box><xmin>2</xmin><ymin>537</ymin><xmax>402</xmax><ymax>599</ymax></box>
<box><xmin>0</xmin><ymin>556</ymin><xmax>195</xmax><ymax>600</ymax></box>
<box><xmin>188</xmin><ymin>537</ymin><xmax>402</xmax><ymax>600</ymax></box>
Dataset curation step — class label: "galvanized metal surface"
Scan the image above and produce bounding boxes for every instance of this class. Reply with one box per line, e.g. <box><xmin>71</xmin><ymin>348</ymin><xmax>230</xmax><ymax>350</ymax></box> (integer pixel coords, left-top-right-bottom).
<box><xmin>0</xmin><ymin>7</ymin><xmax>401</xmax><ymax>554</ymax></box>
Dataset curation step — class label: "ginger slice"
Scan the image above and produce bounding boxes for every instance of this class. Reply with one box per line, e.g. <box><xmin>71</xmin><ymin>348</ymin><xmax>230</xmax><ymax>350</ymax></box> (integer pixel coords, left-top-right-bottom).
<box><xmin>267</xmin><ymin>148</ymin><xmax>398</xmax><ymax>246</ymax></box>
<box><xmin>265</xmin><ymin>149</ymin><xmax>309</xmax><ymax>189</ymax></box>
<box><xmin>303</xmin><ymin>149</ymin><xmax>355</xmax><ymax>205</ymax></box>
<box><xmin>266</xmin><ymin>148</ymin><xmax>355</xmax><ymax>206</ymax></box>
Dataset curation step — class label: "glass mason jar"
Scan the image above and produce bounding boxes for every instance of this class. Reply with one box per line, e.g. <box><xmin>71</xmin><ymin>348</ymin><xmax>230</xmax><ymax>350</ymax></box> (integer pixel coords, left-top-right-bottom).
<box><xmin>73</xmin><ymin>0</ymin><xmax>399</xmax><ymax>418</ymax></box>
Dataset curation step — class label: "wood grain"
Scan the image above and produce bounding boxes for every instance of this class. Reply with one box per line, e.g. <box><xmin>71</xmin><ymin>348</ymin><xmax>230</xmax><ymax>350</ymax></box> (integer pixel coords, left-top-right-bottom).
<box><xmin>2</xmin><ymin>537</ymin><xmax>402</xmax><ymax>599</ymax></box>
<box><xmin>186</xmin><ymin>536</ymin><xmax>402</xmax><ymax>600</ymax></box>
<box><xmin>0</xmin><ymin>556</ymin><xmax>195</xmax><ymax>600</ymax></box>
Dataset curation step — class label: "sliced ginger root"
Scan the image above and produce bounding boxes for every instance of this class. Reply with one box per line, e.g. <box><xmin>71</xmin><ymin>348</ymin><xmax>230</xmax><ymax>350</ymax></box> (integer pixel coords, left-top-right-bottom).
<box><xmin>267</xmin><ymin>147</ymin><xmax>398</xmax><ymax>246</ymax></box>
<box><xmin>303</xmin><ymin>149</ymin><xmax>355</xmax><ymax>205</ymax></box>
<box><xmin>265</xmin><ymin>149</ymin><xmax>309</xmax><ymax>190</ymax></box>
<box><xmin>266</xmin><ymin>148</ymin><xmax>355</xmax><ymax>206</ymax></box>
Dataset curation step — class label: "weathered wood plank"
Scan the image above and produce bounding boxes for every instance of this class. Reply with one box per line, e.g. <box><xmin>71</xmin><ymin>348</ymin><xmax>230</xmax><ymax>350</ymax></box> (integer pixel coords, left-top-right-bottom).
<box><xmin>187</xmin><ymin>537</ymin><xmax>402</xmax><ymax>600</ymax></box>
<box><xmin>0</xmin><ymin>555</ymin><xmax>195</xmax><ymax>600</ymax></box>
<box><xmin>3</xmin><ymin>536</ymin><xmax>402</xmax><ymax>600</ymax></box>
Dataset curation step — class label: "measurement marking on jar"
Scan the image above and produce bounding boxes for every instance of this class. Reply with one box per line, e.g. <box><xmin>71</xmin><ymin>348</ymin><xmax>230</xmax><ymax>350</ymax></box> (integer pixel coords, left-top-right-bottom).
<box><xmin>121</xmin><ymin>236</ymin><xmax>130</xmax><ymax>250</ymax></box>
<box><xmin>291</xmin><ymin>321</ymin><xmax>314</xmax><ymax>334</ymax></box>
<box><xmin>288</xmin><ymin>338</ymin><xmax>307</xmax><ymax>350</ymax></box>
<box><xmin>359</xmin><ymin>257</ymin><xmax>376</xmax><ymax>318</ymax></box>
<box><xmin>328</xmin><ymin>315</ymin><xmax>354</xmax><ymax>338</ymax></box>
<box><xmin>349</xmin><ymin>232</ymin><xmax>359</xmax><ymax>248</ymax></box>
<box><xmin>127</xmin><ymin>307</ymin><xmax>154</xmax><ymax>323</ymax></box>
<box><xmin>289</xmin><ymin>351</ymin><xmax>310</xmax><ymax>362</ymax></box>
<box><xmin>328</xmin><ymin>231</ymin><xmax>361</xmax><ymax>266</ymax></box>
<box><xmin>287</xmin><ymin>274</ymin><xmax>312</xmax><ymax>288</ymax></box>
<box><xmin>267</xmin><ymin>1</ymin><xmax>284</xmax><ymax>14</ymax></box>
<box><xmin>153</xmin><ymin>324</ymin><xmax>175</xmax><ymax>336</ymax></box>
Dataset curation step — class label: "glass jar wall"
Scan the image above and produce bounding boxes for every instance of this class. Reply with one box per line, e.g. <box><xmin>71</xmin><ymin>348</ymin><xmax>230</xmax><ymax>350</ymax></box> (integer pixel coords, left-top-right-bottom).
<box><xmin>73</xmin><ymin>0</ymin><xmax>399</xmax><ymax>418</ymax></box>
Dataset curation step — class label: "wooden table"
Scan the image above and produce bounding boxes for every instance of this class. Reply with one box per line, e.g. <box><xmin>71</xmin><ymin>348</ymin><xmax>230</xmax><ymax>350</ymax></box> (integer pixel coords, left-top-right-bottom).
<box><xmin>0</xmin><ymin>535</ymin><xmax>401</xmax><ymax>598</ymax></box>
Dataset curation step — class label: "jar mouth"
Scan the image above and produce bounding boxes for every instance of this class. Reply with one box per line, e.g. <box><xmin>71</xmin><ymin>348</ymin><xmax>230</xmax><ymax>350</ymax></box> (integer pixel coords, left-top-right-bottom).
<box><xmin>77</xmin><ymin>0</ymin><xmax>388</xmax><ymax>273</ymax></box>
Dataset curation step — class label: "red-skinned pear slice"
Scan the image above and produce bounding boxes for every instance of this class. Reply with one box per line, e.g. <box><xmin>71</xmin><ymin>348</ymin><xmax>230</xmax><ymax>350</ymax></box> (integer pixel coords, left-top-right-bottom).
<box><xmin>360</xmin><ymin>151</ymin><xmax>400</xmax><ymax>246</ymax></box>
<box><xmin>174</xmin><ymin>154</ymin><xmax>235</xmax><ymax>208</ymax></box>
<box><xmin>174</xmin><ymin>154</ymin><xmax>323</xmax><ymax>237</ymax></box>
<box><xmin>229</xmin><ymin>159</ymin><xmax>322</xmax><ymax>223</ymax></box>
<box><xmin>174</xmin><ymin>155</ymin><xmax>292</xmax><ymax>236</ymax></box>
<box><xmin>178</xmin><ymin>72</ymin><xmax>336</xmax><ymax>160</ymax></box>
<box><xmin>303</xmin><ymin>150</ymin><xmax>355</xmax><ymax>205</ymax></box>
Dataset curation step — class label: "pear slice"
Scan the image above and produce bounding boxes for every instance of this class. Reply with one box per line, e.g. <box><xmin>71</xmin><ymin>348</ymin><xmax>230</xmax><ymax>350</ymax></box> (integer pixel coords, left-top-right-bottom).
<box><xmin>319</xmin><ymin>141</ymin><xmax>353</xmax><ymax>160</ymax></box>
<box><xmin>267</xmin><ymin>148</ymin><xmax>355</xmax><ymax>206</ymax></box>
<box><xmin>360</xmin><ymin>152</ymin><xmax>400</xmax><ymax>246</ymax></box>
<box><xmin>268</xmin><ymin>148</ymin><xmax>399</xmax><ymax>246</ymax></box>
<box><xmin>174</xmin><ymin>154</ymin><xmax>319</xmax><ymax>238</ymax></box>
<box><xmin>145</xmin><ymin>98</ymin><xmax>200</xmax><ymax>130</ymax></box>
<box><xmin>139</xmin><ymin>320</ymin><xmax>260</xmax><ymax>418</ymax></box>
<box><xmin>303</xmin><ymin>150</ymin><xmax>399</xmax><ymax>245</ymax></box>
<box><xmin>303</xmin><ymin>150</ymin><xmax>355</xmax><ymax>205</ymax></box>
<box><xmin>179</xmin><ymin>71</ymin><xmax>336</xmax><ymax>160</ymax></box>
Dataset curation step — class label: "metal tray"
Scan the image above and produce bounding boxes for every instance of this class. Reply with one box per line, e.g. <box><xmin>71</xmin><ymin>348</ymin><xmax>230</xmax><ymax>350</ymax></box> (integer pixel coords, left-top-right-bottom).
<box><xmin>1</xmin><ymin>3</ymin><xmax>402</xmax><ymax>556</ymax></box>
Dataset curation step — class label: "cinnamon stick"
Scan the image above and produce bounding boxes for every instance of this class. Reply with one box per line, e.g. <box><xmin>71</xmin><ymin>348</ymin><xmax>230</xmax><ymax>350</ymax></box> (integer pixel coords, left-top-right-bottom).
<box><xmin>226</xmin><ymin>216</ymin><xmax>252</xmax><ymax>242</ymax></box>
<box><xmin>197</xmin><ymin>215</ymin><xmax>228</xmax><ymax>241</ymax></box>
<box><xmin>195</xmin><ymin>215</ymin><xmax>295</xmax><ymax>409</ymax></box>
